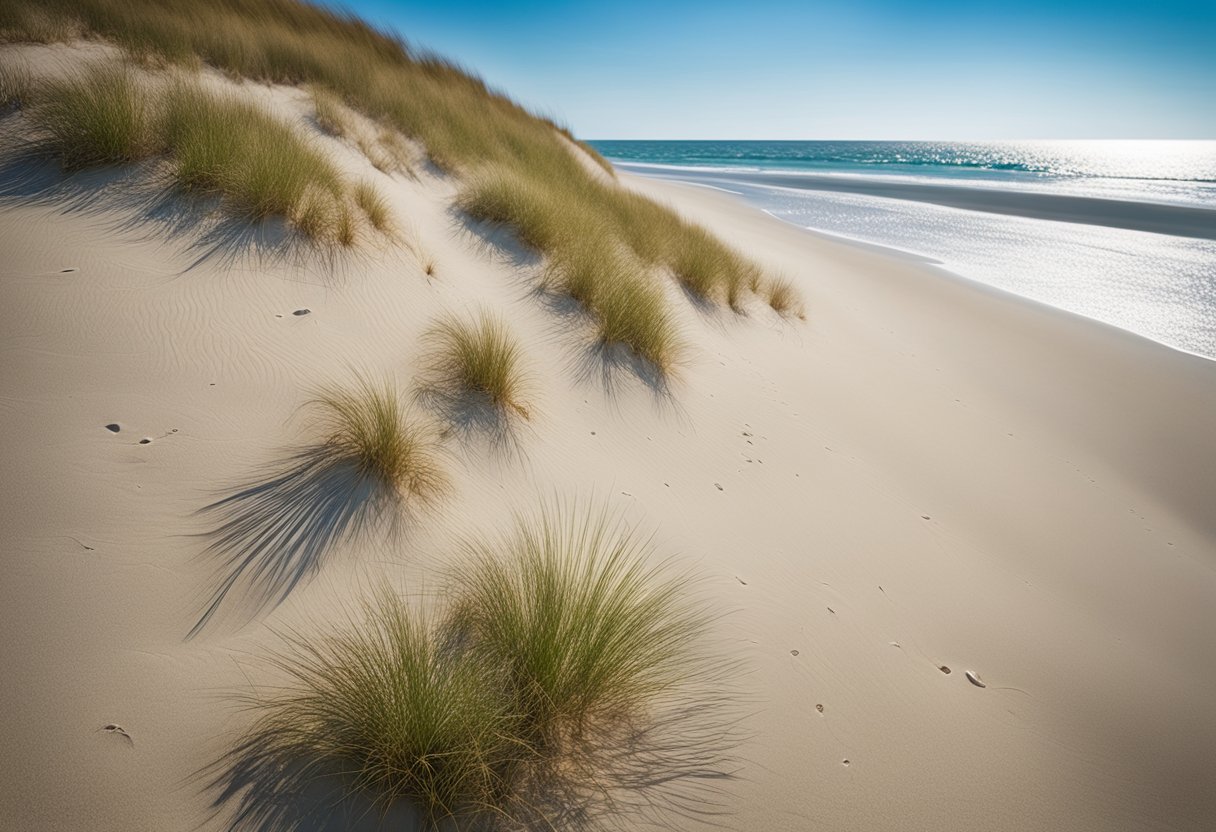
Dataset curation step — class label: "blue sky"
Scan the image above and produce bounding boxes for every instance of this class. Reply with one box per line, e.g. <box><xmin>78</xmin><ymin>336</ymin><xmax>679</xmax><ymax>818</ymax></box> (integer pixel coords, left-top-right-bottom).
<box><xmin>350</xmin><ymin>1</ymin><xmax>1216</xmax><ymax>140</ymax></box>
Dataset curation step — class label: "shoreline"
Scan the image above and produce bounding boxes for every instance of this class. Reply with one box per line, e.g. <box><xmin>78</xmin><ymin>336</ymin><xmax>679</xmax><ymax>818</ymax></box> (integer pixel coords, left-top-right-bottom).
<box><xmin>614</xmin><ymin>162</ymin><xmax>1216</xmax><ymax>240</ymax></box>
<box><xmin>764</xmin><ymin>207</ymin><xmax>1216</xmax><ymax>367</ymax></box>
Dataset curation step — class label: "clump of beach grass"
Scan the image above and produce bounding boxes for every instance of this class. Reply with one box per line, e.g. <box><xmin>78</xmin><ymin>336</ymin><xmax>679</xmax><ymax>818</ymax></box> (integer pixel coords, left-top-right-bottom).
<box><xmin>30</xmin><ymin>63</ymin><xmax>154</xmax><ymax>169</ymax></box>
<box><xmin>219</xmin><ymin>503</ymin><xmax>727</xmax><ymax>825</ymax></box>
<box><xmin>309</xmin><ymin>84</ymin><xmax>349</xmax><ymax>137</ymax></box>
<box><xmin>311</xmin><ymin>379</ymin><xmax>447</xmax><ymax>502</ymax></box>
<box><xmin>234</xmin><ymin>591</ymin><xmax>519</xmax><ymax>828</ymax></box>
<box><xmin>162</xmin><ymin>81</ymin><xmax>343</xmax><ymax>227</ymax></box>
<box><xmin>766</xmin><ymin>276</ymin><xmax>802</xmax><ymax>317</ymax></box>
<box><xmin>445</xmin><ymin>503</ymin><xmax>708</xmax><ymax>752</ymax></box>
<box><xmin>0</xmin><ymin>60</ymin><xmax>32</xmax><ymax>110</ymax></box>
<box><xmin>422</xmin><ymin>311</ymin><xmax>532</xmax><ymax>419</ymax></box>
<box><xmin>352</xmin><ymin>180</ymin><xmax>392</xmax><ymax>233</ymax></box>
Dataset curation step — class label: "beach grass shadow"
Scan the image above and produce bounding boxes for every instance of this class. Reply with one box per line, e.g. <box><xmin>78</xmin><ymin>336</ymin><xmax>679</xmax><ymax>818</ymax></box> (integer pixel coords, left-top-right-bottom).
<box><xmin>0</xmin><ymin>144</ymin><xmax>325</xmax><ymax>272</ymax></box>
<box><xmin>203</xmin><ymin>750</ymin><xmax>425</xmax><ymax>832</ymax></box>
<box><xmin>189</xmin><ymin>445</ymin><xmax>401</xmax><ymax>638</ymax></box>
<box><xmin>415</xmin><ymin>386</ymin><xmax>531</xmax><ymax>465</ymax></box>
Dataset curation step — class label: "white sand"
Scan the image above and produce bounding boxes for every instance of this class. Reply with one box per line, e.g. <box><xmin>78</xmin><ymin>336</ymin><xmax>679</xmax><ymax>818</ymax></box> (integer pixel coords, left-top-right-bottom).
<box><xmin>2</xmin><ymin>44</ymin><xmax>1215</xmax><ymax>831</ymax></box>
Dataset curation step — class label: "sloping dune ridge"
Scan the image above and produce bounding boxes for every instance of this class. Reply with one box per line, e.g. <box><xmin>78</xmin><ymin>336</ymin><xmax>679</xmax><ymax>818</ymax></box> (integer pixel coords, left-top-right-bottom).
<box><xmin>3</xmin><ymin>18</ymin><xmax>1216</xmax><ymax>832</ymax></box>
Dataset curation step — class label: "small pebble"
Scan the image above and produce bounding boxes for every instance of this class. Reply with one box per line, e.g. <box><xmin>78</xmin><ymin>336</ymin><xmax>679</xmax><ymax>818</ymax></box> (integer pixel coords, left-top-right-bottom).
<box><xmin>939</xmin><ymin>665</ymin><xmax>952</xmax><ymax>674</ymax></box>
<box><xmin>104</xmin><ymin>423</ymin><xmax>120</xmax><ymax>433</ymax></box>
<box><xmin>292</xmin><ymin>308</ymin><xmax>311</xmax><ymax>316</ymax></box>
<box><xmin>815</xmin><ymin>703</ymin><xmax>824</xmax><ymax>713</ymax></box>
<box><xmin>138</xmin><ymin>438</ymin><xmax>151</xmax><ymax>445</ymax></box>
<box><xmin>790</xmin><ymin>649</ymin><xmax>799</xmax><ymax>656</ymax></box>
<box><xmin>714</xmin><ymin>483</ymin><xmax>723</xmax><ymax>491</ymax></box>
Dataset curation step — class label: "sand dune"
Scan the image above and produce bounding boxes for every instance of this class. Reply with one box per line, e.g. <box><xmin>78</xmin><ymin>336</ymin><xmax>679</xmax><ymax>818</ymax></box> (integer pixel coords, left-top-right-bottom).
<box><xmin>2</xmin><ymin>43</ymin><xmax>1216</xmax><ymax>832</ymax></box>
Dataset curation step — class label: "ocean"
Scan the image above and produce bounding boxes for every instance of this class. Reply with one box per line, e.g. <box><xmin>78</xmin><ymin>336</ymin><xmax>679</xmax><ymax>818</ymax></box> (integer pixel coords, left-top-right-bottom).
<box><xmin>590</xmin><ymin>140</ymin><xmax>1216</xmax><ymax>359</ymax></box>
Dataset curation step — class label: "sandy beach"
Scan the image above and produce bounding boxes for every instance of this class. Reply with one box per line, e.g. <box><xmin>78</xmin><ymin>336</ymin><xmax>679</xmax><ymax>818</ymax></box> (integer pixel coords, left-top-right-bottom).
<box><xmin>3</xmin><ymin>38</ymin><xmax>1216</xmax><ymax>832</ymax></box>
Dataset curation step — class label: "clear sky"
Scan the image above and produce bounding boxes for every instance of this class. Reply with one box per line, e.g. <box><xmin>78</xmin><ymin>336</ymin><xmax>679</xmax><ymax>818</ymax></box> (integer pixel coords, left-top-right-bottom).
<box><xmin>349</xmin><ymin>0</ymin><xmax>1216</xmax><ymax>140</ymax></box>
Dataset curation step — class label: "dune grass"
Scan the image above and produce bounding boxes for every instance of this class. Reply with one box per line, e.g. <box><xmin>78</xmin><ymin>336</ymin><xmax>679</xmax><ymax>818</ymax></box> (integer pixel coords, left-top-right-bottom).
<box><xmin>0</xmin><ymin>0</ymin><xmax>801</xmax><ymax>371</ymax></box>
<box><xmin>352</xmin><ymin>180</ymin><xmax>392</xmax><ymax>233</ymax></box>
<box><xmin>161</xmin><ymin>80</ymin><xmax>344</xmax><ymax>227</ymax></box>
<box><xmin>445</xmin><ymin>503</ymin><xmax>707</xmax><ymax>750</ymax></box>
<box><xmin>237</xmin><ymin>591</ymin><xmax>519</xmax><ymax>828</ymax></box>
<box><xmin>0</xmin><ymin>59</ymin><xmax>32</xmax><ymax>109</ymax></box>
<box><xmin>422</xmin><ymin>311</ymin><xmax>532</xmax><ymax>419</ymax></box>
<box><xmin>30</xmin><ymin>63</ymin><xmax>155</xmax><ymax>169</ymax></box>
<box><xmin>230</xmin><ymin>505</ymin><xmax>714</xmax><ymax>825</ymax></box>
<box><xmin>311</xmin><ymin>379</ymin><xmax>447</xmax><ymax>502</ymax></box>
<box><xmin>308</xmin><ymin>84</ymin><xmax>349</xmax><ymax>137</ymax></box>
<box><xmin>765</xmin><ymin>276</ymin><xmax>803</xmax><ymax>317</ymax></box>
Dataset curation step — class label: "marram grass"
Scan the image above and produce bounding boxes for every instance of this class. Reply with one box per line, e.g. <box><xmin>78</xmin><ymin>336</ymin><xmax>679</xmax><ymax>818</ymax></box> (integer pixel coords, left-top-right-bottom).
<box><xmin>352</xmin><ymin>180</ymin><xmax>392</xmax><ymax>233</ymax></box>
<box><xmin>224</xmin><ymin>503</ymin><xmax>720</xmax><ymax>826</ymax></box>
<box><xmin>0</xmin><ymin>59</ymin><xmax>32</xmax><ymax>109</ymax></box>
<box><xmin>422</xmin><ymin>311</ymin><xmax>532</xmax><ymax>419</ymax></box>
<box><xmin>766</xmin><ymin>276</ymin><xmax>803</xmax><ymax>317</ymax></box>
<box><xmin>31</xmin><ymin>63</ymin><xmax>155</xmax><ymax>169</ymax></box>
<box><xmin>445</xmin><ymin>503</ymin><xmax>708</xmax><ymax>748</ymax></box>
<box><xmin>1</xmin><ymin>0</ymin><xmax>802</xmax><ymax>357</ymax></box>
<box><xmin>311</xmin><ymin>379</ymin><xmax>447</xmax><ymax>502</ymax></box>
<box><xmin>161</xmin><ymin>80</ymin><xmax>343</xmax><ymax>225</ymax></box>
<box><xmin>235</xmin><ymin>592</ymin><xmax>520</xmax><ymax>828</ymax></box>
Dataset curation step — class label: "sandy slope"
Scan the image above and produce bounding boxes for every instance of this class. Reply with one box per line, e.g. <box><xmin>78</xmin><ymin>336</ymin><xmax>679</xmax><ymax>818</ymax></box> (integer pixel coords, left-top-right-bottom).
<box><xmin>2</xmin><ymin>45</ymin><xmax>1215</xmax><ymax>832</ymax></box>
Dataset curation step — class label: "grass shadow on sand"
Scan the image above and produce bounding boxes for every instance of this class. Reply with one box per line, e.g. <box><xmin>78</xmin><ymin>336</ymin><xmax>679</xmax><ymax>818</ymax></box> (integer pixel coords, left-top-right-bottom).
<box><xmin>415</xmin><ymin>386</ymin><xmax>532</xmax><ymax>466</ymax></box>
<box><xmin>189</xmin><ymin>446</ymin><xmax>401</xmax><ymax>638</ymax></box>
<box><xmin>0</xmin><ymin>145</ymin><xmax>328</xmax><ymax>272</ymax></box>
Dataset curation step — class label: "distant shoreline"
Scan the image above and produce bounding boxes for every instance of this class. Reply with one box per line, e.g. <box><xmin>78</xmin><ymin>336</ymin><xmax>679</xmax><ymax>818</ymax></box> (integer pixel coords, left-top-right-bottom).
<box><xmin>613</xmin><ymin>162</ymin><xmax>1216</xmax><ymax>240</ymax></box>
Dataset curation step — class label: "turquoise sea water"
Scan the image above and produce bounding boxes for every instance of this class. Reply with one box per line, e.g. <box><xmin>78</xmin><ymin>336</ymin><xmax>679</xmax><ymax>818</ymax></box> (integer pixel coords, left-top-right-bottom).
<box><xmin>591</xmin><ymin>141</ymin><xmax>1216</xmax><ymax>358</ymax></box>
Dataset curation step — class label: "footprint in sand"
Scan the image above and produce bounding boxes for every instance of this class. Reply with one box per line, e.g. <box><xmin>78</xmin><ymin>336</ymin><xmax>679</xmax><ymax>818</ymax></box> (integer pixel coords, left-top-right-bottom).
<box><xmin>815</xmin><ymin>703</ymin><xmax>824</xmax><ymax>714</ymax></box>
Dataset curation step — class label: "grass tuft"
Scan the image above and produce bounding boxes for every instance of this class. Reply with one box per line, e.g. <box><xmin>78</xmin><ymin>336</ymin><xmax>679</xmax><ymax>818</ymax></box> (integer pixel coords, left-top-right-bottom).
<box><xmin>225</xmin><ymin>502</ymin><xmax>721</xmax><ymax>825</ymax></box>
<box><xmin>766</xmin><ymin>276</ymin><xmax>802</xmax><ymax>317</ymax></box>
<box><xmin>446</xmin><ymin>502</ymin><xmax>708</xmax><ymax>750</ymax></box>
<box><xmin>309</xmin><ymin>84</ymin><xmax>349</xmax><ymax>137</ymax></box>
<box><xmin>352</xmin><ymin>180</ymin><xmax>392</xmax><ymax>233</ymax></box>
<box><xmin>31</xmin><ymin>63</ymin><xmax>154</xmax><ymax>169</ymax></box>
<box><xmin>422</xmin><ymin>311</ymin><xmax>532</xmax><ymax>419</ymax></box>
<box><xmin>311</xmin><ymin>378</ymin><xmax>447</xmax><ymax>502</ymax></box>
<box><xmin>238</xmin><ymin>591</ymin><xmax>518</xmax><ymax>827</ymax></box>
<box><xmin>162</xmin><ymin>81</ymin><xmax>343</xmax><ymax>224</ymax></box>
<box><xmin>0</xmin><ymin>59</ymin><xmax>32</xmax><ymax>109</ymax></box>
